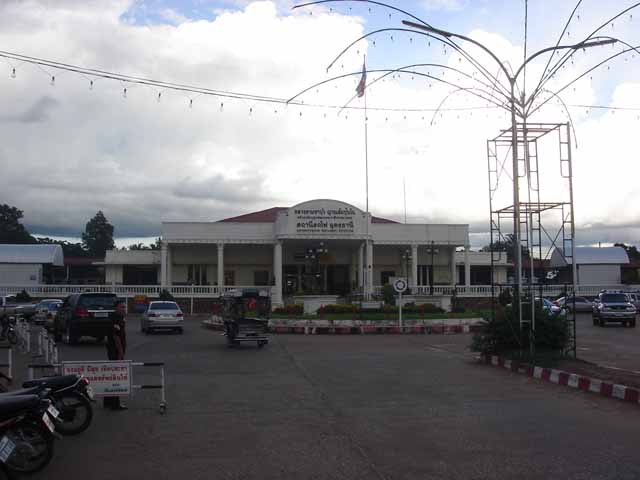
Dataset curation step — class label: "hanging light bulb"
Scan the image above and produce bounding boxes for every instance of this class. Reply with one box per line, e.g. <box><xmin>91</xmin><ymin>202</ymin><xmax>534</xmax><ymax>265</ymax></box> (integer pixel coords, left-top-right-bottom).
<box><xmin>122</xmin><ymin>87</ymin><xmax>127</xmax><ymax>98</ymax></box>
<box><xmin>220</xmin><ymin>102</ymin><xmax>224</xmax><ymax>111</ymax></box>
<box><xmin>249</xmin><ymin>107</ymin><xmax>253</xmax><ymax>116</ymax></box>
<box><xmin>50</xmin><ymin>75</ymin><xmax>56</xmax><ymax>86</ymax></box>
<box><xmin>10</xmin><ymin>68</ymin><xmax>15</xmax><ymax>78</ymax></box>
<box><xmin>373</xmin><ymin>40</ymin><xmax>376</xmax><ymax>47</ymax></box>
<box><xmin>89</xmin><ymin>80</ymin><xmax>93</xmax><ymax>90</ymax></box>
<box><xmin>189</xmin><ymin>99</ymin><xmax>193</xmax><ymax>108</ymax></box>
<box><xmin>157</xmin><ymin>92</ymin><xmax>161</xmax><ymax>102</ymax></box>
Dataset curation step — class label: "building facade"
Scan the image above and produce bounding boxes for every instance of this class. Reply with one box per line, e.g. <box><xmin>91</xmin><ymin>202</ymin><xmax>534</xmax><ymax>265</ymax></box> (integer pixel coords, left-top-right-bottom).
<box><xmin>157</xmin><ymin>199</ymin><xmax>473</xmax><ymax>305</ymax></box>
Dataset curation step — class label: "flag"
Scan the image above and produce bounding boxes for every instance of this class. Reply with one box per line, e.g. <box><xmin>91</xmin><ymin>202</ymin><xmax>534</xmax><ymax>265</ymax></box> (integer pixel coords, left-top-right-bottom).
<box><xmin>356</xmin><ymin>61</ymin><xmax>367</xmax><ymax>98</ymax></box>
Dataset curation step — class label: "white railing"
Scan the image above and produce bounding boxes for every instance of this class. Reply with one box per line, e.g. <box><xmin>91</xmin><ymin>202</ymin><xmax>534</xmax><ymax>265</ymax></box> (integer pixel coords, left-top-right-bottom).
<box><xmin>2</xmin><ymin>283</ymin><xmax>640</xmax><ymax>299</ymax></box>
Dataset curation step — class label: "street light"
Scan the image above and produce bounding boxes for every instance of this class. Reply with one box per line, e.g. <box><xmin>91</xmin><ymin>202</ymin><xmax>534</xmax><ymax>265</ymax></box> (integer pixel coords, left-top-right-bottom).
<box><xmin>402</xmin><ymin>19</ymin><xmax>616</xmax><ymax>348</ymax></box>
<box><xmin>401</xmin><ymin>248</ymin><xmax>411</xmax><ymax>292</ymax></box>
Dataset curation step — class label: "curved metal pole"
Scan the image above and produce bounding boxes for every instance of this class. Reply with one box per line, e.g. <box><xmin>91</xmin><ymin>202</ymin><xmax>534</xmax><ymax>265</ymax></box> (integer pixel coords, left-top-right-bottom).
<box><xmin>527</xmin><ymin>36</ymin><xmax>639</xmax><ymax>113</ymax></box>
<box><xmin>324</xmin><ymin>27</ymin><xmax>512</xmax><ymax>101</ymax></box>
<box><xmin>293</xmin><ymin>0</ymin><xmax>432</xmax><ymax>28</ymax></box>
<box><xmin>402</xmin><ymin>20</ymin><xmax>512</xmax><ymax>82</ymax></box>
<box><xmin>528</xmin><ymin>44</ymin><xmax>640</xmax><ymax>117</ymax></box>
<box><xmin>535</xmin><ymin>89</ymin><xmax>579</xmax><ymax>149</ymax></box>
<box><xmin>428</xmin><ymin>86</ymin><xmax>509</xmax><ymax>125</ymax></box>
<box><xmin>337</xmin><ymin>63</ymin><xmax>509</xmax><ymax>115</ymax></box>
<box><xmin>287</xmin><ymin>66</ymin><xmax>508</xmax><ymax>109</ymax></box>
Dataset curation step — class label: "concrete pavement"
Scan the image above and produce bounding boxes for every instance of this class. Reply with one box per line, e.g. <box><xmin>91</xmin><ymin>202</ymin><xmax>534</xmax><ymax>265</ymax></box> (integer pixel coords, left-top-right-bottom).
<box><xmin>29</xmin><ymin>317</ymin><xmax>640</xmax><ymax>480</ymax></box>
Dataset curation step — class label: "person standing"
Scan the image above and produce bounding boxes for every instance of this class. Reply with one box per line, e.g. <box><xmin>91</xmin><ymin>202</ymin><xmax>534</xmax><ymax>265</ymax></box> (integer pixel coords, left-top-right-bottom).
<box><xmin>104</xmin><ymin>300</ymin><xmax>128</xmax><ymax>411</ymax></box>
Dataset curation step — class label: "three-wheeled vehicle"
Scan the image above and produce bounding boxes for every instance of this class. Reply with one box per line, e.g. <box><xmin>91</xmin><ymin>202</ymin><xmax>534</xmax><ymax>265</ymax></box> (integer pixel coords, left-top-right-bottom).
<box><xmin>221</xmin><ymin>288</ymin><xmax>270</xmax><ymax>348</ymax></box>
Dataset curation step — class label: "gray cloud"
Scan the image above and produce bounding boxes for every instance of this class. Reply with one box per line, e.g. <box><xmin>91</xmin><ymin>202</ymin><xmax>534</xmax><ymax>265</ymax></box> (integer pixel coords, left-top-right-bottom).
<box><xmin>0</xmin><ymin>96</ymin><xmax>58</xmax><ymax>124</ymax></box>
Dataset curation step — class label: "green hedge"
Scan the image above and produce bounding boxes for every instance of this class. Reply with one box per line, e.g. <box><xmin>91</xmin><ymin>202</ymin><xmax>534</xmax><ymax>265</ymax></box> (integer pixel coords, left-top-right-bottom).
<box><xmin>273</xmin><ymin>304</ymin><xmax>304</xmax><ymax>315</ymax></box>
<box><xmin>471</xmin><ymin>304</ymin><xmax>570</xmax><ymax>355</ymax></box>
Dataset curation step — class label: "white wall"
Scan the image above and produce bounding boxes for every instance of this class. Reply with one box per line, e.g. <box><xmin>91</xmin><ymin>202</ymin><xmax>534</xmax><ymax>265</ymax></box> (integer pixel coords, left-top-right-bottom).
<box><xmin>578</xmin><ymin>265</ymin><xmax>621</xmax><ymax>285</ymax></box>
<box><xmin>105</xmin><ymin>265</ymin><xmax>123</xmax><ymax>284</ymax></box>
<box><xmin>0</xmin><ymin>264</ymin><xmax>41</xmax><ymax>284</ymax></box>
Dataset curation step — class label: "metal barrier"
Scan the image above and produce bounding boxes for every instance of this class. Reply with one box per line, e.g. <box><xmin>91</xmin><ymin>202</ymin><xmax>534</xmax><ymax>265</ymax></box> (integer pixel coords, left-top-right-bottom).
<box><xmin>0</xmin><ymin>347</ymin><xmax>12</xmax><ymax>382</ymax></box>
<box><xmin>28</xmin><ymin>361</ymin><xmax>167</xmax><ymax>414</ymax></box>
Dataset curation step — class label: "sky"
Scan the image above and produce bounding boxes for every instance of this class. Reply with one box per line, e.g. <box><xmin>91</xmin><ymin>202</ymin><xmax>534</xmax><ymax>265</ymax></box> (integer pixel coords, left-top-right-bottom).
<box><xmin>1</xmin><ymin>0</ymin><xmax>639</xmax><ymax>250</ymax></box>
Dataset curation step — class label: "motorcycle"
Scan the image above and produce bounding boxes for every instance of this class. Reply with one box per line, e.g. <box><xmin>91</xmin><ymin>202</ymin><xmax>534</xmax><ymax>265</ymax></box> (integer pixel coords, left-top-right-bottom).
<box><xmin>0</xmin><ymin>394</ymin><xmax>58</xmax><ymax>475</ymax></box>
<box><xmin>16</xmin><ymin>375</ymin><xmax>94</xmax><ymax>436</ymax></box>
<box><xmin>0</xmin><ymin>317</ymin><xmax>17</xmax><ymax>346</ymax></box>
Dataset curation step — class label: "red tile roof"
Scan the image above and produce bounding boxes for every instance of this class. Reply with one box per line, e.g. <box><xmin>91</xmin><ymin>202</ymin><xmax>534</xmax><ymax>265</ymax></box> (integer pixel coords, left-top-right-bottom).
<box><xmin>218</xmin><ymin>207</ymin><xmax>397</xmax><ymax>224</ymax></box>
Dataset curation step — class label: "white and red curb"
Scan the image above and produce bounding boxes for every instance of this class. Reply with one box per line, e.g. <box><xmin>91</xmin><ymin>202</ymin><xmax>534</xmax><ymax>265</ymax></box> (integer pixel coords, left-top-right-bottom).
<box><xmin>201</xmin><ymin>319</ymin><xmax>482</xmax><ymax>335</ymax></box>
<box><xmin>482</xmin><ymin>354</ymin><xmax>640</xmax><ymax>406</ymax></box>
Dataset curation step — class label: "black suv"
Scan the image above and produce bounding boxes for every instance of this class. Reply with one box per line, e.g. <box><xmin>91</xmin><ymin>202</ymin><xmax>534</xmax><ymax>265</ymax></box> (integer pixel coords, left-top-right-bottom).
<box><xmin>55</xmin><ymin>293</ymin><xmax>119</xmax><ymax>344</ymax></box>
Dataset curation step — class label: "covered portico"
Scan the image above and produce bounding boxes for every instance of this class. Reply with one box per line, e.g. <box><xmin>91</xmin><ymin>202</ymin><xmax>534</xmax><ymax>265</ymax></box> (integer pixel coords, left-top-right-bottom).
<box><xmin>160</xmin><ymin>199</ymin><xmax>471</xmax><ymax>307</ymax></box>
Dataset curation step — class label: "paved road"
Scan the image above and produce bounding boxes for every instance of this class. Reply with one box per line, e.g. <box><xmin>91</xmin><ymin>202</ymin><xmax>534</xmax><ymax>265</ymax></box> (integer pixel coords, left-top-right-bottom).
<box><xmin>30</xmin><ymin>318</ymin><xmax>639</xmax><ymax>480</ymax></box>
<box><xmin>574</xmin><ymin>313</ymin><xmax>640</xmax><ymax>371</ymax></box>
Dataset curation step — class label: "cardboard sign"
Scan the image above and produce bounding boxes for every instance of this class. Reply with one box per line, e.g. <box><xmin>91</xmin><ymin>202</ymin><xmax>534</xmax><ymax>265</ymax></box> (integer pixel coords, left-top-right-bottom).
<box><xmin>62</xmin><ymin>361</ymin><xmax>131</xmax><ymax>397</ymax></box>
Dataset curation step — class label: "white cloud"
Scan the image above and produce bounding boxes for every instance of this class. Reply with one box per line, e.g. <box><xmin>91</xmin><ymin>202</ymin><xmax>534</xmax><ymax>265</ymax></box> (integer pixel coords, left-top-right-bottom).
<box><xmin>421</xmin><ymin>0</ymin><xmax>464</xmax><ymax>11</ymax></box>
<box><xmin>0</xmin><ymin>1</ymin><xmax>639</xmax><ymax>249</ymax></box>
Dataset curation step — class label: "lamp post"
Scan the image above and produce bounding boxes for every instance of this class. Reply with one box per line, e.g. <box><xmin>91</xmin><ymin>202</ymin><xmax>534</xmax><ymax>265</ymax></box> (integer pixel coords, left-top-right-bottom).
<box><xmin>401</xmin><ymin>248</ymin><xmax>411</xmax><ymax>287</ymax></box>
<box><xmin>402</xmin><ymin>20</ymin><xmax>616</xmax><ymax>347</ymax></box>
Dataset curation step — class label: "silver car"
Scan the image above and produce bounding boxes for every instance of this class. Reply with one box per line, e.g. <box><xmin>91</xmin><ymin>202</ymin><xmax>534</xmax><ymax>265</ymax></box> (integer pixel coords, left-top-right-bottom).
<box><xmin>554</xmin><ymin>296</ymin><xmax>593</xmax><ymax>313</ymax></box>
<box><xmin>141</xmin><ymin>301</ymin><xmax>184</xmax><ymax>334</ymax></box>
<box><xmin>33</xmin><ymin>299</ymin><xmax>63</xmax><ymax>327</ymax></box>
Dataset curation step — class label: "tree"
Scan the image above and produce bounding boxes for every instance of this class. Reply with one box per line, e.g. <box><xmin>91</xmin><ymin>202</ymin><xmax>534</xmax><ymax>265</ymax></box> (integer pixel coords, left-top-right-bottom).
<box><xmin>614</xmin><ymin>243</ymin><xmax>640</xmax><ymax>262</ymax></box>
<box><xmin>37</xmin><ymin>237</ymin><xmax>89</xmax><ymax>257</ymax></box>
<box><xmin>0</xmin><ymin>204</ymin><xmax>37</xmax><ymax>244</ymax></box>
<box><xmin>481</xmin><ymin>234</ymin><xmax>530</xmax><ymax>262</ymax></box>
<box><xmin>82</xmin><ymin>211</ymin><xmax>115</xmax><ymax>257</ymax></box>
<box><xmin>128</xmin><ymin>243</ymin><xmax>147</xmax><ymax>251</ymax></box>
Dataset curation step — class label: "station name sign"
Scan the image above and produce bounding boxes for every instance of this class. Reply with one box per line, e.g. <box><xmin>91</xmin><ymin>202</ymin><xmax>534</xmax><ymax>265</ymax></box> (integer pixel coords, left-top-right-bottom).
<box><xmin>294</xmin><ymin>206</ymin><xmax>357</xmax><ymax>234</ymax></box>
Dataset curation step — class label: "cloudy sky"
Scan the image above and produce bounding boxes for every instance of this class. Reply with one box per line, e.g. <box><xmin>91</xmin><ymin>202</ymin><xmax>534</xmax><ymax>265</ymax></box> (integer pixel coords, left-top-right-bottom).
<box><xmin>1</xmin><ymin>0</ymin><xmax>639</xmax><ymax>250</ymax></box>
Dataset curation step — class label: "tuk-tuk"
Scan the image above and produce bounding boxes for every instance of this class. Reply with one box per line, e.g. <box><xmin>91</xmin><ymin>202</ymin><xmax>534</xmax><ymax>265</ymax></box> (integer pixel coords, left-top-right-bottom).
<box><xmin>221</xmin><ymin>288</ymin><xmax>270</xmax><ymax>348</ymax></box>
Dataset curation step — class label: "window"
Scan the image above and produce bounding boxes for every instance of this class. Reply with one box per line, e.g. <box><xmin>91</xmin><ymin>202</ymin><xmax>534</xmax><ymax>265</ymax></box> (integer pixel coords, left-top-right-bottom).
<box><xmin>224</xmin><ymin>270</ymin><xmax>235</xmax><ymax>286</ymax></box>
<box><xmin>254</xmin><ymin>270</ymin><xmax>270</xmax><ymax>286</ymax></box>
<box><xmin>381</xmin><ymin>271</ymin><xmax>395</xmax><ymax>285</ymax></box>
<box><xmin>187</xmin><ymin>265</ymin><xmax>208</xmax><ymax>285</ymax></box>
<box><xmin>149</xmin><ymin>302</ymin><xmax>179</xmax><ymax>310</ymax></box>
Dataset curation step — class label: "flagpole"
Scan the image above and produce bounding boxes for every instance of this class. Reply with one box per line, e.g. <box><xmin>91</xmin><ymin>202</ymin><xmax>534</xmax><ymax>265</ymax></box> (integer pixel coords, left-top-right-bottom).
<box><xmin>363</xmin><ymin>59</ymin><xmax>369</xmax><ymax>215</ymax></box>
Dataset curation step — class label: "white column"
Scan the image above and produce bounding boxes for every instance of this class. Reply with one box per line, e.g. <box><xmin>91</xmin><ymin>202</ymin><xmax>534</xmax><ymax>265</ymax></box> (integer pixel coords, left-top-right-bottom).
<box><xmin>358</xmin><ymin>243</ymin><xmax>364</xmax><ymax>290</ymax></box>
<box><xmin>450</xmin><ymin>247</ymin><xmax>457</xmax><ymax>286</ymax></box>
<box><xmin>273</xmin><ymin>241</ymin><xmax>283</xmax><ymax>306</ymax></box>
<box><xmin>166</xmin><ymin>244</ymin><xmax>173</xmax><ymax>286</ymax></box>
<box><xmin>160</xmin><ymin>242</ymin><xmax>168</xmax><ymax>288</ymax></box>
<box><xmin>217</xmin><ymin>242</ymin><xmax>224</xmax><ymax>290</ymax></box>
<box><xmin>365</xmin><ymin>241</ymin><xmax>374</xmax><ymax>298</ymax></box>
<box><xmin>464</xmin><ymin>245</ymin><xmax>471</xmax><ymax>287</ymax></box>
<box><xmin>411</xmin><ymin>244</ymin><xmax>418</xmax><ymax>290</ymax></box>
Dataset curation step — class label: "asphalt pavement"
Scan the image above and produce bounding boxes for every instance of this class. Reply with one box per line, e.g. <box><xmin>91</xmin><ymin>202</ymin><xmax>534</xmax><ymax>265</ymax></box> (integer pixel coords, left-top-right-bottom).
<box><xmin>28</xmin><ymin>317</ymin><xmax>640</xmax><ymax>480</ymax></box>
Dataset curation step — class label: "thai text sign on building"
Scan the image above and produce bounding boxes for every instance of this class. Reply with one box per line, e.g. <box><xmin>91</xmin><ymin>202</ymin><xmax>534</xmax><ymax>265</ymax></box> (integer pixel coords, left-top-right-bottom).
<box><xmin>294</xmin><ymin>206</ymin><xmax>357</xmax><ymax>234</ymax></box>
<box><xmin>62</xmin><ymin>361</ymin><xmax>131</xmax><ymax>397</ymax></box>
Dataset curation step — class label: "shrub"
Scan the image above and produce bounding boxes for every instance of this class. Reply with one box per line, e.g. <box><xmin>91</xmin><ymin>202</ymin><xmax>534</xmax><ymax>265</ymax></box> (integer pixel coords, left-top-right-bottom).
<box><xmin>382</xmin><ymin>284</ymin><xmax>395</xmax><ymax>306</ymax></box>
<box><xmin>158</xmin><ymin>289</ymin><xmax>175</xmax><ymax>301</ymax></box>
<box><xmin>15</xmin><ymin>290</ymin><xmax>31</xmax><ymax>302</ymax></box>
<box><xmin>471</xmin><ymin>303</ymin><xmax>570</xmax><ymax>355</ymax></box>
<box><xmin>319</xmin><ymin>304</ymin><xmax>359</xmax><ymax>314</ymax></box>
<box><xmin>273</xmin><ymin>304</ymin><xmax>303</xmax><ymax>316</ymax></box>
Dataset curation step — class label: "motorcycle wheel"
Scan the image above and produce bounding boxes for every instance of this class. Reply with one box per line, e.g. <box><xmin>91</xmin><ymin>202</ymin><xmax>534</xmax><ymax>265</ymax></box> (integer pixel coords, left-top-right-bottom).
<box><xmin>6</xmin><ymin>330</ymin><xmax>16</xmax><ymax>345</ymax></box>
<box><xmin>4</xmin><ymin>421</ymin><xmax>54</xmax><ymax>474</ymax></box>
<box><xmin>54</xmin><ymin>391</ymin><xmax>93</xmax><ymax>435</ymax></box>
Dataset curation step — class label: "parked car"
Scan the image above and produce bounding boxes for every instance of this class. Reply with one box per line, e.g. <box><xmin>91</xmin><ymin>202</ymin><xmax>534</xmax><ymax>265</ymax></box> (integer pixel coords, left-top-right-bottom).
<box><xmin>33</xmin><ymin>299</ymin><xmax>63</xmax><ymax>326</ymax></box>
<box><xmin>624</xmin><ymin>291</ymin><xmax>640</xmax><ymax>311</ymax></box>
<box><xmin>592</xmin><ymin>291</ymin><xmax>636</xmax><ymax>327</ymax></box>
<box><xmin>55</xmin><ymin>293</ymin><xmax>119</xmax><ymax>344</ymax></box>
<box><xmin>0</xmin><ymin>295</ymin><xmax>37</xmax><ymax>321</ymax></box>
<box><xmin>553</xmin><ymin>296</ymin><xmax>593</xmax><ymax>313</ymax></box>
<box><xmin>141</xmin><ymin>301</ymin><xmax>184</xmax><ymax>334</ymax></box>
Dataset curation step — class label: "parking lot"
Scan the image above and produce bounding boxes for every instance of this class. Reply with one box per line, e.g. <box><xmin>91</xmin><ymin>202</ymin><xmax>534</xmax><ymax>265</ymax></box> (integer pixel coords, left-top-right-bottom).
<box><xmin>574</xmin><ymin>313</ymin><xmax>640</xmax><ymax>372</ymax></box>
<box><xmin>26</xmin><ymin>315</ymin><xmax>640</xmax><ymax>480</ymax></box>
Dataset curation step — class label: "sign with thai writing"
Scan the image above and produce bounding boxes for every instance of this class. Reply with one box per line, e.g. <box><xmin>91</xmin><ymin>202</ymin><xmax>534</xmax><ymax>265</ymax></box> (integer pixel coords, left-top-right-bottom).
<box><xmin>62</xmin><ymin>361</ymin><xmax>131</xmax><ymax>397</ymax></box>
<box><xmin>282</xmin><ymin>200</ymin><xmax>366</xmax><ymax>236</ymax></box>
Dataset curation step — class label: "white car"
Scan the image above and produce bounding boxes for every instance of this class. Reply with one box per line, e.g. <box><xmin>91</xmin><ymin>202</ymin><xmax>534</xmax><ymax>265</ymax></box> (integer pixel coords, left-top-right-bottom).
<box><xmin>141</xmin><ymin>301</ymin><xmax>184</xmax><ymax>334</ymax></box>
<box><xmin>33</xmin><ymin>299</ymin><xmax>63</xmax><ymax>327</ymax></box>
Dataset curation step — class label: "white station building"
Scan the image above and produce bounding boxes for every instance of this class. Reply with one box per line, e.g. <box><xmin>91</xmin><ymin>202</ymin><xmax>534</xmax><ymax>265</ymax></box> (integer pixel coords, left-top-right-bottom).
<box><xmin>154</xmin><ymin>199</ymin><xmax>480</xmax><ymax>306</ymax></box>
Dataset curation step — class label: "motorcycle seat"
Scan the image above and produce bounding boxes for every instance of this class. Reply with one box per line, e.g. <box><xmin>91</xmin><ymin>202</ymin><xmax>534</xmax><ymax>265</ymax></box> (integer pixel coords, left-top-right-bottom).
<box><xmin>23</xmin><ymin>374</ymin><xmax>79</xmax><ymax>390</ymax></box>
<box><xmin>0</xmin><ymin>395</ymin><xmax>41</xmax><ymax>420</ymax></box>
<box><xmin>0</xmin><ymin>386</ymin><xmax>44</xmax><ymax>397</ymax></box>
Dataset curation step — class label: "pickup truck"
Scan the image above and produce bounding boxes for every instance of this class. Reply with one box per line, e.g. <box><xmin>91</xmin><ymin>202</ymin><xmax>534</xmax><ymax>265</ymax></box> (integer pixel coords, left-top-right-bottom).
<box><xmin>0</xmin><ymin>295</ymin><xmax>37</xmax><ymax>321</ymax></box>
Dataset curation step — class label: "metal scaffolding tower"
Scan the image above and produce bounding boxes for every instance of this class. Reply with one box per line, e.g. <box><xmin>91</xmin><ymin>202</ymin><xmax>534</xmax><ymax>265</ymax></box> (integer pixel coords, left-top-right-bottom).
<box><xmin>487</xmin><ymin>122</ymin><xmax>577</xmax><ymax>357</ymax></box>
